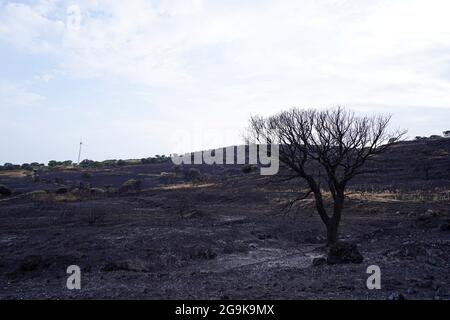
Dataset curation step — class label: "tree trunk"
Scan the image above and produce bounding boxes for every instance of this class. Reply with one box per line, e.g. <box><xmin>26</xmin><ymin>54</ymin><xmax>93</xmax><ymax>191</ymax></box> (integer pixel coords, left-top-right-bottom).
<box><xmin>326</xmin><ymin>221</ymin><xmax>339</xmax><ymax>245</ymax></box>
<box><xmin>327</xmin><ymin>193</ymin><xmax>344</xmax><ymax>245</ymax></box>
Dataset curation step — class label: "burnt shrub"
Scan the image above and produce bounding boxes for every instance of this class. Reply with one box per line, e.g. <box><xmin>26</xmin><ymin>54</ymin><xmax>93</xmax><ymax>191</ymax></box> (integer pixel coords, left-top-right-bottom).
<box><xmin>120</xmin><ymin>179</ymin><xmax>142</xmax><ymax>192</ymax></box>
<box><xmin>187</xmin><ymin>245</ymin><xmax>217</xmax><ymax>260</ymax></box>
<box><xmin>185</xmin><ymin>168</ymin><xmax>202</xmax><ymax>181</ymax></box>
<box><xmin>81</xmin><ymin>172</ymin><xmax>92</xmax><ymax>180</ymax></box>
<box><xmin>101</xmin><ymin>159</ymin><xmax>117</xmax><ymax>167</ymax></box>
<box><xmin>116</xmin><ymin>159</ymin><xmax>126</xmax><ymax>166</ymax></box>
<box><xmin>55</xmin><ymin>187</ymin><xmax>69</xmax><ymax>195</ymax></box>
<box><xmin>2</xmin><ymin>163</ymin><xmax>19</xmax><ymax>170</ymax></box>
<box><xmin>241</xmin><ymin>164</ymin><xmax>257</xmax><ymax>174</ymax></box>
<box><xmin>327</xmin><ymin>242</ymin><xmax>363</xmax><ymax>265</ymax></box>
<box><xmin>0</xmin><ymin>184</ymin><xmax>12</xmax><ymax>196</ymax></box>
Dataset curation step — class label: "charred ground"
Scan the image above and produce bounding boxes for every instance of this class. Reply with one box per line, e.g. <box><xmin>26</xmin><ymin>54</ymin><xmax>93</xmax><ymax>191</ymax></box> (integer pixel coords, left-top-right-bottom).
<box><xmin>0</xmin><ymin>138</ymin><xmax>449</xmax><ymax>299</ymax></box>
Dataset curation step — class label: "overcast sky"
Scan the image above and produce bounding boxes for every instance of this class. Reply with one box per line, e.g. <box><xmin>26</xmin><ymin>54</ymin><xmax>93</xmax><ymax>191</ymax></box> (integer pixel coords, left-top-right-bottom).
<box><xmin>1</xmin><ymin>0</ymin><xmax>450</xmax><ymax>164</ymax></box>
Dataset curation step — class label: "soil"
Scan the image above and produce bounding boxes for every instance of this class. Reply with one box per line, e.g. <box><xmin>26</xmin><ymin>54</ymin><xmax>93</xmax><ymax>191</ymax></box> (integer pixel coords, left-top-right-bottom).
<box><xmin>0</xmin><ymin>138</ymin><xmax>449</xmax><ymax>299</ymax></box>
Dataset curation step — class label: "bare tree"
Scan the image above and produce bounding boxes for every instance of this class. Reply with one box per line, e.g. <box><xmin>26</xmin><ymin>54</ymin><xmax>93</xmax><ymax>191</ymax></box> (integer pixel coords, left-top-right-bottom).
<box><xmin>248</xmin><ymin>107</ymin><xmax>405</xmax><ymax>245</ymax></box>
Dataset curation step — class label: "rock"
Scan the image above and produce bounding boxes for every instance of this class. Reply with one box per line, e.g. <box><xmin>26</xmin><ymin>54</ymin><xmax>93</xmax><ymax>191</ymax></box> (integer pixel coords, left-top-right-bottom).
<box><xmin>439</xmin><ymin>223</ymin><xmax>450</xmax><ymax>231</ymax></box>
<box><xmin>424</xmin><ymin>209</ymin><xmax>437</xmax><ymax>217</ymax></box>
<box><xmin>388</xmin><ymin>292</ymin><xmax>405</xmax><ymax>300</ymax></box>
<box><xmin>406</xmin><ymin>288</ymin><xmax>417</xmax><ymax>295</ymax></box>
<box><xmin>312</xmin><ymin>257</ymin><xmax>327</xmax><ymax>266</ymax></box>
<box><xmin>256</xmin><ymin>233</ymin><xmax>272</xmax><ymax>240</ymax></box>
<box><xmin>20</xmin><ymin>255</ymin><xmax>42</xmax><ymax>271</ymax></box>
<box><xmin>434</xmin><ymin>287</ymin><xmax>448</xmax><ymax>299</ymax></box>
<box><xmin>327</xmin><ymin>242</ymin><xmax>363</xmax><ymax>265</ymax></box>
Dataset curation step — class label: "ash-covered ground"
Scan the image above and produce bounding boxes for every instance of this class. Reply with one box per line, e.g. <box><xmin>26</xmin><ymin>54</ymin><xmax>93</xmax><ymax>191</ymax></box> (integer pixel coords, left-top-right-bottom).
<box><xmin>1</xmin><ymin>138</ymin><xmax>449</xmax><ymax>299</ymax></box>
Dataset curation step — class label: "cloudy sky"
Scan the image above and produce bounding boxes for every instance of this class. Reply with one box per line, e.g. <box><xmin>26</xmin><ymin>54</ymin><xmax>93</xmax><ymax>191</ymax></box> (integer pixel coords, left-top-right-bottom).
<box><xmin>1</xmin><ymin>0</ymin><xmax>450</xmax><ymax>164</ymax></box>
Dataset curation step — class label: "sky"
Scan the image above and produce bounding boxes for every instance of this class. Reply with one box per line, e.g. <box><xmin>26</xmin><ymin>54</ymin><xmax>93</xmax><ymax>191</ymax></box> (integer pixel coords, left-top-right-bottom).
<box><xmin>1</xmin><ymin>0</ymin><xmax>450</xmax><ymax>164</ymax></box>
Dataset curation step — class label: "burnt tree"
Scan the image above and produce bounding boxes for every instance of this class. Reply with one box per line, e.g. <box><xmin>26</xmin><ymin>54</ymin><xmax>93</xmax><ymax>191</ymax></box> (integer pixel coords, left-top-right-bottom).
<box><xmin>249</xmin><ymin>107</ymin><xmax>405</xmax><ymax>245</ymax></box>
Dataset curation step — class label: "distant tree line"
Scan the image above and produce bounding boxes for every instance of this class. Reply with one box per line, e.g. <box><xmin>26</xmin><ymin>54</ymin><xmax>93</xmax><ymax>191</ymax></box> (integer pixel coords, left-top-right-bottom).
<box><xmin>415</xmin><ymin>131</ymin><xmax>450</xmax><ymax>140</ymax></box>
<box><xmin>0</xmin><ymin>155</ymin><xmax>170</xmax><ymax>171</ymax></box>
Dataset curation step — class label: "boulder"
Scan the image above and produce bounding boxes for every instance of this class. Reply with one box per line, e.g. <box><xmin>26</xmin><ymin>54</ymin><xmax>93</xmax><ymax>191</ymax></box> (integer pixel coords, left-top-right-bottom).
<box><xmin>312</xmin><ymin>257</ymin><xmax>327</xmax><ymax>266</ymax></box>
<box><xmin>327</xmin><ymin>242</ymin><xmax>363</xmax><ymax>265</ymax></box>
<box><xmin>0</xmin><ymin>185</ymin><xmax>12</xmax><ymax>197</ymax></box>
<box><xmin>388</xmin><ymin>292</ymin><xmax>406</xmax><ymax>300</ymax></box>
<box><xmin>55</xmin><ymin>187</ymin><xmax>68</xmax><ymax>195</ymax></box>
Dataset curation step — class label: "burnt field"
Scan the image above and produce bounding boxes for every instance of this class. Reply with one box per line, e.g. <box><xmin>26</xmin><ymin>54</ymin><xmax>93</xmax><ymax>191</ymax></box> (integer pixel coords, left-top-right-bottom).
<box><xmin>1</xmin><ymin>138</ymin><xmax>450</xmax><ymax>299</ymax></box>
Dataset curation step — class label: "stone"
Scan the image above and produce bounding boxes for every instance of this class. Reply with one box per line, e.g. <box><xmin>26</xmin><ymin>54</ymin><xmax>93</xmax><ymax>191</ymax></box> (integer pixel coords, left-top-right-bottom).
<box><xmin>327</xmin><ymin>242</ymin><xmax>363</xmax><ymax>265</ymax></box>
<box><xmin>434</xmin><ymin>287</ymin><xmax>448</xmax><ymax>299</ymax></box>
<box><xmin>388</xmin><ymin>292</ymin><xmax>405</xmax><ymax>300</ymax></box>
<box><xmin>0</xmin><ymin>185</ymin><xmax>12</xmax><ymax>197</ymax></box>
<box><xmin>424</xmin><ymin>209</ymin><xmax>437</xmax><ymax>217</ymax></box>
<box><xmin>312</xmin><ymin>257</ymin><xmax>327</xmax><ymax>266</ymax></box>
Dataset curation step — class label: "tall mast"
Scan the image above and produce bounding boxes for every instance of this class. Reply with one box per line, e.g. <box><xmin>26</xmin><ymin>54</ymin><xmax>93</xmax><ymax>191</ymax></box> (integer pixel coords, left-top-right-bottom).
<box><xmin>77</xmin><ymin>139</ymin><xmax>83</xmax><ymax>165</ymax></box>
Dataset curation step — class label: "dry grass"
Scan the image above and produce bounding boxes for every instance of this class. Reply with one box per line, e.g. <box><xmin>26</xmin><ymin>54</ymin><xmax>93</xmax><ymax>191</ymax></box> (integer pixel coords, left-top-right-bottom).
<box><xmin>0</xmin><ymin>170</ymin><xmax>29</xmax><ymax>178</ymax></box>
<box><xmin>346</xmin><ymin>188</ymin><xmax>450</xmax><ymax>202</ymax></box>
<box><xmin>157</xmin><ymin>183</ymin><xmax>216</xmax><ymax>190</ymax></box>
<box><xmin>27</xmin><ymin>190</ymin><xmax>80</xmax><ymax>202</ymax></box>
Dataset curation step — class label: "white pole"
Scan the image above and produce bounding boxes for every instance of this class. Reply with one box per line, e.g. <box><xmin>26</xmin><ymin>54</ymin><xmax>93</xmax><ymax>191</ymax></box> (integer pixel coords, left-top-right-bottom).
<box><xmin>77</xmin><ymin>140</ymin><xmax>83</xmax><ymax>165</ymax></box>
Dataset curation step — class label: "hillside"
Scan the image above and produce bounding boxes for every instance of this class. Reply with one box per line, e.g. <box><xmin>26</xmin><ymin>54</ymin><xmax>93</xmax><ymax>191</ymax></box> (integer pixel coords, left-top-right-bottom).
<box><xmin>0</xmin><ymin>138</ymin><xmax>449</xmax><ymax>299</ymax></box>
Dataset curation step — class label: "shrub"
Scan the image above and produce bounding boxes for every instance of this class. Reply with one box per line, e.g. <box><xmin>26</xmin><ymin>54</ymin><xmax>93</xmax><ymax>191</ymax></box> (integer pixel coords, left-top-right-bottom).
<box><xmin>26</xmin><ymin>190</ymin><xmax>48</xmax><ymax>201</ymax></box>
<box><xmin>21</xmin><ymin>163</ymin><xmax>33</xmax><ymax>171</ymax></box>
<box><xmin>90</xmin><ymin>187</ymin><xmax>106</xmax><ymax>195</ymax></box>
<box><xmin>79</xmin><ymin>159</ymin><xmax>101</xmax><ymax>168</ymax></box>
<box><xmin>101</xmin><ymin>160</ymin><xmax>117</xmax><ymax>166</ymax></box>
<box><xmin>185</xmin><ymin>168</ymin><xmax>201</xmax><ymax>181</ymax></box>
<box><xmin>116</xmin><ymin>159</ymin><xmax>126</xmax><ymax>166</ymax></box>
<box><xmin>55</xmin><ymin>187</ymin><xmax>68</xmax><ymax>195</ymax></box>
<box><xmin>48</xmin><ymin>160</ymin><xmax>60</xmax><ymax>167</ymax></box>
<box><xmin>81</xmin><ymin>172</ymin><xmax>92</xmax><ymax>179</ymax></box>
<box><xmin>160</xmin><ymin>172</ymin><xmax>176</xmax><ymax>178</ymax></box>
<box><xmin>3</xmin><ymin>163</ymin><xmax>19</xmax><ymax>170</ymax></box>
<box><xmin>241</xmin><ymin>164</ymin><xmax>257</xmax><ymax>174</ymax></box>
<box><xmin>0</xmin><ymin>185</ymin><xmax>12</xmax><ymax>196</ymax></box>
<box><xmin>62</xmin><ymin>160</ymin><xmax>73</xmax><ymax>167</ymax></box>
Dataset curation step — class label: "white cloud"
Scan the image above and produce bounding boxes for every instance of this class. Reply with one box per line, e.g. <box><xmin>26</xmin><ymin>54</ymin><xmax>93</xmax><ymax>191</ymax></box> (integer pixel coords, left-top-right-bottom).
<box><xmin>0</xmin><ymin>83</ymin><xmax>45</xmax><ymax>107</ymax></box>
<box><xmin>0</xmin><ymin>1</ymin><xmax>64</xmax><ymax>53</ymax></box>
